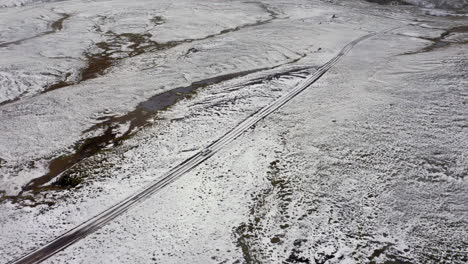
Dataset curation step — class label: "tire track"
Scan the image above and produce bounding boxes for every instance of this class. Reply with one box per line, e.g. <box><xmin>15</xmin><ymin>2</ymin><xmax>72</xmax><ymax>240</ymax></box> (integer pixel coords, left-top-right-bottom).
<box><xmin>9</xmin><ymin>31</ymin><xmax>380</xmax><ymax>264</ymax></box>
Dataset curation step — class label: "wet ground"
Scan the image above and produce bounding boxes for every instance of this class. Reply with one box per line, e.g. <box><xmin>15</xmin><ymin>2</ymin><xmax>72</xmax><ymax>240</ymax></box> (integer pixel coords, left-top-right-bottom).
<box><xmin>0</xmin><ymin>0</ymin><xmax>467</xmax><ymax>263</ymax></box>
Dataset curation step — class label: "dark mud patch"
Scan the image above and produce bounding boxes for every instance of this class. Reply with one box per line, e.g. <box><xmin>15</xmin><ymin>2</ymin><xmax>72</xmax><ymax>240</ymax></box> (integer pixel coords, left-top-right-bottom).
<box><xmin>234</xmin><ymin>222</ymin><xmax>261</xmax><ymax>263</ymax></box>
<box><xmin>367</xmin><ymin>243</ymin><xmax>413</xmax><ymax>264</ymax></box>
<box><xmin>403</xmin><ymin>25</ymin><xmax>468</xmax><ymax>55</ymax></box>
<box><xmin>21</xmin><ymin>126</ymin><xmax>116</xmax><ymax>193</ymax></box>
<box><xmin>42</xmin><ymin>1</ymin><xmax>280</xmax><ymax>93</ymax></box>
<box><xmin>150</xmin><ymin>16</ymin><xmax>165</xmax><ymax>26</ymax></box>
<box><xmin>365</xmin><ymin>0</ymin><xmax>409</xmax><ymax>6</ymax></box>
<box><xmin>368</xmin><ymin>244</ymin><xmax>392</xmax><ymax>262</ymax></box>
<box><xmin>36</xmin><ymin>52</ymin><xmax>307</xmax><ymax>194</ymax></box>
<box><xmin>286</xmin><ymin>239</ymin><xmax>310</xmax><ymax>263</ymax></box>
<box><xmin>43</xmin><ymin>31</ymin><xmax>176</xmax><ymax>93</ymax></box>
<box><xmin>2</xmin><ymin>3</ymin><xmax>279</xmax><ymax>105</ymax></box>
<box><xmin>0</xmin><ymin>13</ymin><xmax>70</xmax><ymax>48</ymax></box>
<box><xmin>17</xmin><ymin>60</ymin><xmax>301</xmax><ymax>198</ymax></box>
<box><xmin>9</xmin><ymin>2</ymin><xmax>287</xmax><ymax>201</ymax></box>
<box><xmin>0</xmin><ymin>194</ymin><xmax>57</xmax><ymax>207</ymax></box>
<box><xmin>84</xmin><ymin>67</ymin><xmax>281</xmax><ymax>136</ymax></box>
<box><xmin>45</xmin><ymin>72</ymin><xmax>73</xmax><ymax>92</ymax></box>
<box><xmin>366</xmin><ymin>0</ymin><xmax>468</xmax><ymax>10</ymax></box>
<box><xmin>51</xmin><ymin>13</ymin><xmax>71</xmax><ymax>31</ymax></box>
<box><xmin>81</xmin><ymin>32</ymin><xmax>173</xmax><ymax>81</ymax></box>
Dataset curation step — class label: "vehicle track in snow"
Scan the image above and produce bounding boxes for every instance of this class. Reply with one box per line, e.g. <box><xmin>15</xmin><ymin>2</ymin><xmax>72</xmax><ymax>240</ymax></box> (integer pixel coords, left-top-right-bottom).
<box><xmin>9</xmin><ymin>30</ymin><xmax>381</xmax><ymax>264</ymax></box>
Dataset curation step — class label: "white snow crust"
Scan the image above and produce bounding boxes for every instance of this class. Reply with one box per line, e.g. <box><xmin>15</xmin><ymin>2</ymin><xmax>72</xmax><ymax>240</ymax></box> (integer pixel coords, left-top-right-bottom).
<box><xmin>0</xmin><ymin>0</ymin><xmax>467</xmax><ymax>263</ymax></box>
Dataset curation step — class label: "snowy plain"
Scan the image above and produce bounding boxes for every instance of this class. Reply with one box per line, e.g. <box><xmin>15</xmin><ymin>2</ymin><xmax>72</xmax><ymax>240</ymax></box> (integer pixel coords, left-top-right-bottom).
<box><xmin>0</xmin><ymin>0</ymin><xmax>467</xmax><ymax>263</ymax></box>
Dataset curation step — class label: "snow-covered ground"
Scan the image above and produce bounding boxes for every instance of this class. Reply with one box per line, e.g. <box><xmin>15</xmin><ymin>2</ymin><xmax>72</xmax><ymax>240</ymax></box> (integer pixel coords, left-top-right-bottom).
<box><xmin>403</xmin><ymin>0</ymin><xmax>468</xmax><ymax>9</ymax></box>
<box><xmin>0</xmin><ymin>0</ymin><xmax>467</xmax><ymax>263</ymax></box>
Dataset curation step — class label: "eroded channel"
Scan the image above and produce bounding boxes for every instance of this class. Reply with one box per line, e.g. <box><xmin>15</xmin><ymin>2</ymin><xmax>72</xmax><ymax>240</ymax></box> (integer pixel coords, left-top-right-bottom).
<box><xmin>0</xmin><ymin>2</ymin><xmax>280</xmax><ymax>107</ymax></box>
<box><xmin>42</xmin><ymin>2</ymin><xmax>280</xmax><ymax>93</ymax></box>
<box><xmin>0</xmin><ymin>13</ymin><xmax>71</xmax><ymax>106</ymax></box>
<box><xmin>12</xmin><ymin>61</ymin><xmax>314</xmax><ymax>206</ymax></box>
<box><xmin>0</xmin><ymin>2</ymin><xmax>291</xmax><ymax>205</ymax></box>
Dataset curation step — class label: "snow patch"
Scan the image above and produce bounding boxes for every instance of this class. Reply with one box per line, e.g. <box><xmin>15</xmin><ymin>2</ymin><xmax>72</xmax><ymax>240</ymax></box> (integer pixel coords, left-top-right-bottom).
<box><xmin>402</xmin><ymin>0</ymin><xmax>468</xmax><ymax>10</ymax></box>
<box><xmin>0</xmin><ymin>0</ymin><xmax>61</xmax><ymax>8</ymax></box>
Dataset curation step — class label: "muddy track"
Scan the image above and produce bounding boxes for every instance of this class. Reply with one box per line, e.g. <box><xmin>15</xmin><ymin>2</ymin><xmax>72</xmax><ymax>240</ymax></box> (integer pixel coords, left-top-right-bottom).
<box><xmin>8</xmin><ymin>31</ymin><xmax>380</xmax><ymax>264</ymax></box>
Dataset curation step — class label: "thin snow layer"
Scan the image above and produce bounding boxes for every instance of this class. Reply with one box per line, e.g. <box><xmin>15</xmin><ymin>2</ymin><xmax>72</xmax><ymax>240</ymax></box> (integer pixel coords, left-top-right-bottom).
<box><xmin>403</xmin><ymin>0</ymin><xmax>468</xmax><ymax>10</ymax></box>
<box><xmin>0</xmin><ymin>0</ymin><xmax>282</xmax><ymax>193</ymax></box>
<box><xmin>0</xmin><ymin>0</ymin><xmax>467</xmax><ymax>263</ymax></box>
<box><xmin>0</xmin><ymin>0</ymin><xmax>61</xmax><ymax>8</ymax></box>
